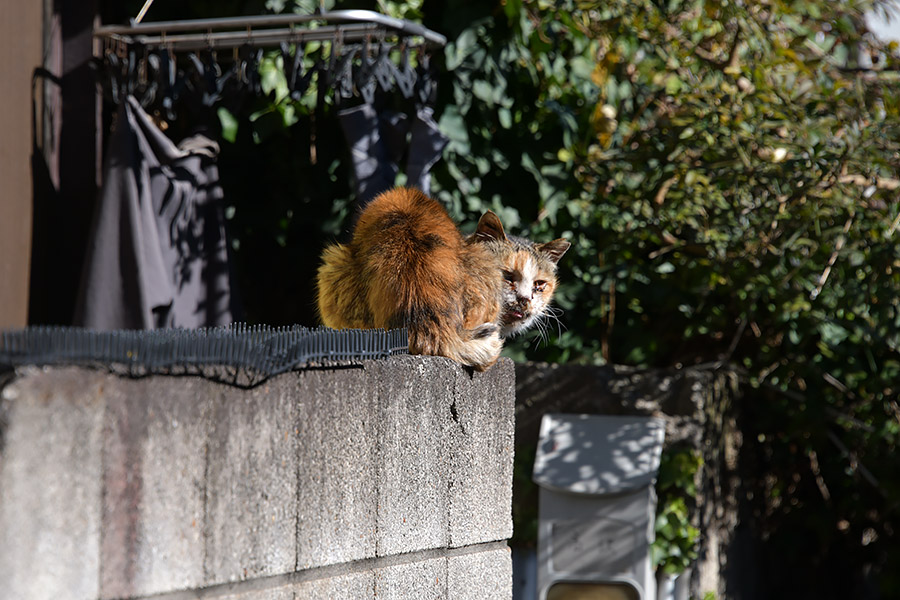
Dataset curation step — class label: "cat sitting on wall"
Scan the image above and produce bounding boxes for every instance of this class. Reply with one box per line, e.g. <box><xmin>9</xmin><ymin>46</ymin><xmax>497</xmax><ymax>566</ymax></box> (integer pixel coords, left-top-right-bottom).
<box><xmin>316</xmin><ymin>188</ymin><xmax>569</xmax><ymax>371</ymax></box>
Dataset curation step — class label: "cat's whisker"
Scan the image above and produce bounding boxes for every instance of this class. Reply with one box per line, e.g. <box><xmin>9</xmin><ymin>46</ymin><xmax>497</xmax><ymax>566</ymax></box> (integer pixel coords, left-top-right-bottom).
<box><xmin>546</xmin><ymin>307</ymin><xmax>564</xmax><ymax>324</ymax></box>
<box><xmin>535</xmin><ymin>319</ymin><xmax>548</xmax><ymax>347</ymax></box>
<box><xmin>526</xmin><ymin>310</ymin><xmax>563</xmax><ymax>347</ymax></box>
<box><xmin>533</xmin><ymin>323</ymin><xmax>547</xmax><ymax>348</ymax></box>
<box><xmin>550</xmin><ymin>310</ymin><xmax>566</xmax><ymax>338</ymax></box>
<box><xmin>525</xmin><ymin>319</ymin><xmax>541</xmax><ymax>348</ymax></box>
<box><xmin>527</xmin><ymin>309</ymin><xmax>563</xmax><ymax>345</ymax></box>
<box><xmin>545</xmin><ymin>305</ymin><xmax>565</xmax><ymax>330</ymax></box>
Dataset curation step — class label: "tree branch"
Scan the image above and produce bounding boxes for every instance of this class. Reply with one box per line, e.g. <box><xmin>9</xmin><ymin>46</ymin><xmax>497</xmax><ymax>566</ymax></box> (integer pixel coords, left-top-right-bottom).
<box><xmin>810</xmin><ymin>215</ymin><xmax>854</xmax><ymax>301</ymax></box>
<box><xmin>838</xmin><ymin>173</ymin><xmax>900</xmax><ymax>190</ymax></box>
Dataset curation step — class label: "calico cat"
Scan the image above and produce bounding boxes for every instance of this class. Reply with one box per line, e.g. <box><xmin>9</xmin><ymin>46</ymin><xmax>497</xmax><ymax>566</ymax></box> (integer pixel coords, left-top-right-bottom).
<box><xmin>316</xmin><ymin>187</ymin><xmax>569</xmax><ymax>370</ymax></box>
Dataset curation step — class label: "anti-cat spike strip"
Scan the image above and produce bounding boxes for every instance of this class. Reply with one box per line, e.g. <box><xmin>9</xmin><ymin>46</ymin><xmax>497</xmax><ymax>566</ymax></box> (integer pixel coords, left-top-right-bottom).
<box><xmin>0</xmin><ymin>324</ymin><xmax>409</xmax><ymax>387</ymax></box>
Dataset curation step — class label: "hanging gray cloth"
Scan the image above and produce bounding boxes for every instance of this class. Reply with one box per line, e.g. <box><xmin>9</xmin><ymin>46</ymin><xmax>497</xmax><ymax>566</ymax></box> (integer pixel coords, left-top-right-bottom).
<box><xmin>406</xmin><ymin>106</ymin><xmax>447</xmax><ymax>194</ymax></box>
<box><xmin>338</xmin><ymin>103</ymin><xmax>448</xmax><ymax>206</ymax></box>
<box><xmin>74</xmin><ymin>95</ymin><xmax>237</xmax><ymax>330</ymax></box>
<box><xmin>338</xmin><ymin>103</ymin><xmax>401</xmax><ymax>205</ymax></box>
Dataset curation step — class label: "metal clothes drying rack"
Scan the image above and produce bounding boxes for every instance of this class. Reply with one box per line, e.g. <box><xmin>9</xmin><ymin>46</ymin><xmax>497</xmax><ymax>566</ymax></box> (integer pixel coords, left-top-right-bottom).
<box><xmin>93</xmin><ymin>10</ymin><xmax>447</xmax><ymax>52</ymax></box>
<box><xmin>92</xmin><ymin>10</ymin><xmax>447</xmax><ymax>109</ymax></box>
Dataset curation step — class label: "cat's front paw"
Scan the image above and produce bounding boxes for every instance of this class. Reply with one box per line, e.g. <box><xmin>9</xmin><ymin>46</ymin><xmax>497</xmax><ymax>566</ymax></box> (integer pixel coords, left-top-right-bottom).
<box><xmin>472</xmin><ymin>322</ymin><xmax>500</xmax><ymax>340</ymax></box>
<box><xmin>462</xmin><ymin>323</ymin><xmax>503</xmax><ymax>371</ymax></box>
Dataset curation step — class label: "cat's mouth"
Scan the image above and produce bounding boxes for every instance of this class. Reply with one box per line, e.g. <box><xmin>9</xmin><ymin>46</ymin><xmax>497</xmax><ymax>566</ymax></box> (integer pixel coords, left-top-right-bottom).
<box><xmin>503</xmin><ymin>309</ymin><xmax>526</xmax><ymax>323</ymax></box>
<box><xmin>500</xmin><ymin>308</ymin><xmax>533</xmax><ymax>338</ymax></box>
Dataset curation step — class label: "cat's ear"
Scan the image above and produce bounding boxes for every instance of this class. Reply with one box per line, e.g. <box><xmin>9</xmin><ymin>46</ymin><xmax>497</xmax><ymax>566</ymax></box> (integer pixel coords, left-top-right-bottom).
<box><xmin>474</xmin><ymin>211</ymin><xmax>507</xmax><ymax>242</ymax></box>
<box><xmin>536</xmin><ymin>238</ymin><xmax>570</xmax><ymax>264</ymax></box>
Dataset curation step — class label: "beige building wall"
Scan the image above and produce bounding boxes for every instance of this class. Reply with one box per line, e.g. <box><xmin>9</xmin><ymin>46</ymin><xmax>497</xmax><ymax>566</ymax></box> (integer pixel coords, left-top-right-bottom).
<box><xmin>0</xmin><ymin>3</ymin><xmax>43</xmax><ymax>328</ymax></box>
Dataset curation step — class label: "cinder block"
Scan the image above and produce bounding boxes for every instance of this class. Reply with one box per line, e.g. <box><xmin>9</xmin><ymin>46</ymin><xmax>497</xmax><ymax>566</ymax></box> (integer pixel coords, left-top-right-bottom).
<box><xmin>217</xmin><ymin>584</ymin><xmax>295</xmax><ymax>600</ymax></box>
<box><xmin>448</xmin><ymin>359</ymin><xmax>515</xmax><ymax>547</ymax></box>
<box><xmin>375</xmin><ymin>556</ymin><xmax>447</xmax><ymax>599</ymax></box>
<box><xmin>374</xmin><ymin>356</ymin><xmax>454</xmax><ymax>556</ymax></box>
<box><xmin>448</xmin><ymin>547</ymin><xmax>513</xmax><ymax>600</ymax></box>
<box><xmin>0</xmin><ymin>368</ymin><xmax>105</xmax><ymax>600</ymax></box>
<box><xmin>205</xmin><ymin>378</ymin><xmax>298</xmax><ymax>583</ymax></box>
<box><xmin>292</xmin><ymin>571</ymin><xmax>375</xmax><ymax>600</ymax></box>
<box><xmin>100</xmin><ymin>376</ymin><xmax>209</xmax><ymax>598</ymax></box>
<box><xmin>294</xmin><ymin>368</ymin><xmax>378</xmax><ymax>569</ymax></box>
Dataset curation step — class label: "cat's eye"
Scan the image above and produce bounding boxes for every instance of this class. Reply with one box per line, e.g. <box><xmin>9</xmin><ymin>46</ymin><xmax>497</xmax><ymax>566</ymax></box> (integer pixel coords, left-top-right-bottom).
<box><xmin>502</xmin><ymin>270</ymin><xmax>516</xmax><ymax>282</ymax></box>
<box><xmin>533</xmin><ymin>280</ymin><xmax>547</xmax><ymax>292</ymax></box>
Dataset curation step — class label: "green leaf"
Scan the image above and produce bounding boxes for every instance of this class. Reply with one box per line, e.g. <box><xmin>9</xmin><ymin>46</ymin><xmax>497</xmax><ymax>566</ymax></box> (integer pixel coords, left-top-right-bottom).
<box><xmin>656</xmin><ymin>262</ymin><xmax>675</xmax><ymax>274</ymax></box>
<box><xmin>503</xmin><ymin>0</ymin><xmax>523</xmax><ymax>24</ymax></box>
<box><xmin>217</xmin><ymin>107</ymin><xmax>238</xmax><ymax>143</ymax></box>
<box><xmin>259</xmin><ymin>56</ymin><xmax>289</xmax><ymax>102</ymax></box>
<box><xmin>666</xmin><ymin>74</ymin><xmax>683</xmax><ymax>95</ymax></box>
<box><xmin>498</xmin><ymin>107</ymin><xmax>513</xmax><ymax>129</ymax></box>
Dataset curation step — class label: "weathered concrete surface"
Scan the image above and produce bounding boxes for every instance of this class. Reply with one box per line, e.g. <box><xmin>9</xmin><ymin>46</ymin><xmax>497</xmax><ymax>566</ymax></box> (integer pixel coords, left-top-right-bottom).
<box><xmin>0</xmin><ymin>368</ymin><xmax>104</xmax><ymax>600</ymax></box>
<box><xmin>291</xmin><ymin>571</ymin><xmax>375</xmax><ymax>600</ymax></box>
<box><xmin>449</xmin><ymin>547</ymin><xmax>514</xmax><ymax>600</ymax></box>
<box><xmin>375</xmin><ymin>356</ymin><xmax>454</xmax><ymax>557</ymax></box>
<box><xmin>101</xmin><ymin>376</ymin><xmax>209</xmax><ymax>598</ymax></box>
<box><xmin>218</xmin><ymin>587</ymin><xmax>296</xmax><ymax>600</ymax></box>
<box><xmin>205</xmin><ymin>379</ymin><xmax>298</xmax><ymax>584</ymax></box>
<box><xmin>375</xmin><ymin>556</ymin><xmax>446</xmax><ymax>599</ymax></box>
<box><xmin>449</xmin><ymin>360</ymin><xmax>515</xmax><ymax>548</ymax></box>
<box><xmin>514</xmin><ymin>361</ymin><xmax>719</xmax><ymax>447</ymax></box>
<box><xmin>294</xmin><ymin>367</ymin><xmax>377</xmax><ymax>570</ymax></box>
<box><xmin>0</xmin><ymin>356</ymin><xmax>514</xmax><ymax>600</ymax></box>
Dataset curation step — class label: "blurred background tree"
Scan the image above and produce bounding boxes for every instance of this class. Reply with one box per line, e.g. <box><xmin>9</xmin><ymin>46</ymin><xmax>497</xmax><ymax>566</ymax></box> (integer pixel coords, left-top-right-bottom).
<box><xmin>106</xmin><ymin>0</ymin><xmax>900</xmax><ymax>595</ymax></box>
<box><xmin>426</xmin><ymin>1</ymin><xmax>900</xmax><ymax>595</ymax></box>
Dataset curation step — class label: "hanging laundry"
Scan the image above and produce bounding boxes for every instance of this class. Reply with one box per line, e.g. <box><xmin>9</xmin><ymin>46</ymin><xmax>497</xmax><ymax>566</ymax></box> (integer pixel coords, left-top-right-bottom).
<box><xmin>339</xmin><ymin>103</ymin><xmax>448</xmax><ymax>207</ymax></box>
<box><xmin>74</xmin><ymin>95</ymin><xmax>238</xmax><ymax>330</ymax></box>
<box><xmin>407</xmin><ymin>106</ymin><xmax>449</xmax><ymax>196</ymax></box>
<box><xmin>338</xmin><ymin>103</ymin><xmax>402</xmax><ymax>206</ymax></box>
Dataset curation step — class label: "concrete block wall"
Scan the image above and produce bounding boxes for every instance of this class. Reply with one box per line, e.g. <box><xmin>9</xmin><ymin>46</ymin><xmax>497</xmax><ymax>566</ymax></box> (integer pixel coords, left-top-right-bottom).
<box><xmin>0</xmin><ymin>355</ymin><xmax>514</xmax><ymax>600</ymax></box>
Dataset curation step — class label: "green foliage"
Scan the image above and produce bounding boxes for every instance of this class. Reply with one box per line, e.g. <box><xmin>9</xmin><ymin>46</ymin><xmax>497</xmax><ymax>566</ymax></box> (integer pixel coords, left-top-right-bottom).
<box><xmin>428</xmin><ymin>0</ymin><xmax>900</xmax><ymax>594</ymax></box>
<box><xmin>652</xmin><ymin>497</ymin><xmax>700</xmax><ymax>575</ymax></box>
<box><xmin>651</xmin><ymin>449</ymin><xmax>702</xmax><ymax>574</ymax></box>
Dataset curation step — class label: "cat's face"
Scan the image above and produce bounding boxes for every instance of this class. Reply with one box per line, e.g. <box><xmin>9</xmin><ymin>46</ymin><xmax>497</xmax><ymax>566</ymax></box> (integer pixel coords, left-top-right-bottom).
<box><xmin>497</xmin><ymin>238</ymin><xmax>569</xmax><ymax>337</ymax></box>
<box><xmin>472</xmin><ymin>212</ymin><xmax>570</xmax><ymax>338</ymax></box>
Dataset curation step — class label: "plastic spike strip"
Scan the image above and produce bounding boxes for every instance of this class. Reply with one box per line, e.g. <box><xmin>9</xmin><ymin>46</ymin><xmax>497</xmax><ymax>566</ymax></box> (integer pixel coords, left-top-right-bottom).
<box><xmin>0</xmin><ymin>325</ymin><xmax>409</xmax><ymax>382</ymax></box>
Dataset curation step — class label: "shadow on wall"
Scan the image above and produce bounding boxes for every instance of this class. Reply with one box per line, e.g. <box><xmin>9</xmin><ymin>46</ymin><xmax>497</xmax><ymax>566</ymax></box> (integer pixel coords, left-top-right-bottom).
<box><xmin>533</xmin><ymin>416</ymin><xmax>665</xmax><ymax>497</ymax></box>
